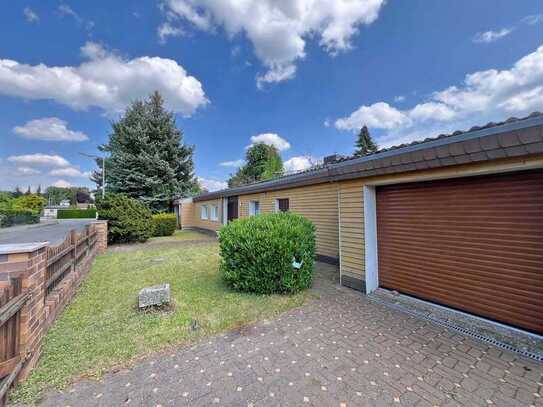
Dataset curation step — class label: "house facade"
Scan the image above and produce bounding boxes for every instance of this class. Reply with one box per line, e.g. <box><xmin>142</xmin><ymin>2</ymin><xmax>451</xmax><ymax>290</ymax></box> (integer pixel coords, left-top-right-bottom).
<box><xmin>176</xmin><ymin>113</ymin><xmax>543</xmax><ymax>334</ymax></box>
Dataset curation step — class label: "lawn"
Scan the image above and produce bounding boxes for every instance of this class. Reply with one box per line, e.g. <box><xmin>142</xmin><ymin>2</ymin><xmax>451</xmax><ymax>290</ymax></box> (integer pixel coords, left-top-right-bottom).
<box><xmin>151</xmin><ymin>229</ymin><xmax>214</xmax><ymax>242</ymax></box>
<box><xmin>13</xmin><ymin>238</ymin><xmax>306</xmax><ymax>403</ymax></box>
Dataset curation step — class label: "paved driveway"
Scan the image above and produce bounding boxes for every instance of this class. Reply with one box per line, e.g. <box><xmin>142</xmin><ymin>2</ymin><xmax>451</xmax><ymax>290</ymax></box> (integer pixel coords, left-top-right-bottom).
<box><xmin>31</xmin><ymin>264</ymin><xmax>543</xmax><ymax>407</ymax></box>
<box><xmin>0</xmin><ymin>220</ymin><xmax>94</xmax><ymax>245</ymax></box>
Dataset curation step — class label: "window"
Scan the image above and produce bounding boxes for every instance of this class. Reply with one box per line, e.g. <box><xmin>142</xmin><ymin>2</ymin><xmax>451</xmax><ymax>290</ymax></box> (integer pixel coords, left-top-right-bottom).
<box><xmin>200</xmin><ymin>205</ymin><xmax>208</xmax><ymax>220</ymax></box>
<box><xmin>249</xmin><ymin>201</ymin><xmax>260</xmax><ymax>216</ymax></box>
<box><xmin>276</xmin><ymin>198</ymin><xmax>289</xmax><ymax>212</ymax></box>
<box><xmin>210</xmin><ymin>205</ymin><xmax>219</xmax><ymax>221</ymax></box>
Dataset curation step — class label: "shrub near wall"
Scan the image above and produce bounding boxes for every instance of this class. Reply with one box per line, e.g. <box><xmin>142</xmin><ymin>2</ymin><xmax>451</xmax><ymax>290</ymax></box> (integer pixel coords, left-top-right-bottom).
<box><xmin>95</xmin><ymin>193</ymin><xmax>154</xmax><ymax>243</ymax></box>
<box><xmin>57</xmin><ymin>208</ymin><xmax>97</xmax><ymax>219</ymax></box>
<box><xmin>152</xmin><ymin>213</ymin><xmax>177</xmax><ymax>236</ymax></box>
<box><xmin>0</xmin><ymin>209</ymin><xmax>40</xmax><ymax>227</ymax></box>
<box><xmin>219</xmin><ymin>212</ymin><xmax>316</xmax><ymax>294</ymax></box>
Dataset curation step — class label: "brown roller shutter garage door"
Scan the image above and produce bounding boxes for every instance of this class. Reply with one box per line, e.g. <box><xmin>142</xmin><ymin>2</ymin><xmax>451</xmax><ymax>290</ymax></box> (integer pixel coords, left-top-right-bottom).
<box><xmin>376</xmin><ymin>170</ymin><xmax>543</xmax><ymax>334</ymax></box>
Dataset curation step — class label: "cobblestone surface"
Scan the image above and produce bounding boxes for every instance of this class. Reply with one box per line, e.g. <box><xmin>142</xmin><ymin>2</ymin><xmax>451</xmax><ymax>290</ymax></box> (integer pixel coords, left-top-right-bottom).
<box><xmin>33</xmin><ymin>263</ymin><xmax>543</xmax><ymax>406</ymax></box>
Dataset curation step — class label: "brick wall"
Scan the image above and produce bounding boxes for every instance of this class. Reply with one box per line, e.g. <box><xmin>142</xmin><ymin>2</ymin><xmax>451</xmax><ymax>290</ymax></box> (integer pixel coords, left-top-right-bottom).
<box><xmin>0</xmin><ymin>220</ymin><xmax>108</xmax><ymax>383</ymax></box>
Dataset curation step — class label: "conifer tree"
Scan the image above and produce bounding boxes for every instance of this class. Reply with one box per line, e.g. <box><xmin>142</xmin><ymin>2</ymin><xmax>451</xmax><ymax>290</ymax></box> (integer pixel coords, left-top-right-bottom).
<box><xmin>354</xmin><ymin>125</ymin><xmax>379</xmax><ymax>157</ymax></box>
<box><xmin>94</xmin><ymin>91</ymin><xmax>197</xmax><ymax>212</ymax></box>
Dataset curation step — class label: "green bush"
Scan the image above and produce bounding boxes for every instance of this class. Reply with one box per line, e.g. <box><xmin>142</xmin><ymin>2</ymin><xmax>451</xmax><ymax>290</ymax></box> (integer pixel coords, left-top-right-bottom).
<box><xmin>13</xmin><ymin>194</ymin><xmax>46</xmax><ymax>213</ymax></box>
<box><xmin>57</xmin><ymin>208</ymin><xmax>97</xmax><ymax>219</ymax></box>
<box><xmin>218</xmin><ymin>212</ymin><xmax>316</xmax><ymax>294</ymax></box>
<box><xmin>95</xmin><ymin>193</ymin><xmax>154</xmax><ymax>243</ymax></box>
<box><xmin>0</xmin><ymin>209</ymin><xmax>40</xmax><ymax>228</ymax></box>
<box><xmin>152</xmin><ymin>213</ymin><xmax>177</xmax><ymax>236</ymax></box>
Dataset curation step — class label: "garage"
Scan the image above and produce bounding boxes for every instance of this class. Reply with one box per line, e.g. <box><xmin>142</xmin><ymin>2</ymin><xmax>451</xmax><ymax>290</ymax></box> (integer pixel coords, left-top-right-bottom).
<box><xmin>376</xmin><ymin>170</ymin><xmax>543</xmax><ymax>334</ymax></box>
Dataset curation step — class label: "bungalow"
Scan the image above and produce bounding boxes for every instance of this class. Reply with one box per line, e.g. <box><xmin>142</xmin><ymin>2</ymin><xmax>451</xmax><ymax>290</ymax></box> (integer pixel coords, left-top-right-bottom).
<box><xmin>176</xmin><ymin>113</ymin><xmax>543</xmax><ymax>334</ymax></box>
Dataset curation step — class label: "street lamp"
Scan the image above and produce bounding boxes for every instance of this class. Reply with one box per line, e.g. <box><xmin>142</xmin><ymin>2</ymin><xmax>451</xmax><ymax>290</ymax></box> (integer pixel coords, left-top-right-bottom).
<box><xmin>79</xmin><ymin>152</ymin><xmax>106</xmax><ymax>198</ymax></box>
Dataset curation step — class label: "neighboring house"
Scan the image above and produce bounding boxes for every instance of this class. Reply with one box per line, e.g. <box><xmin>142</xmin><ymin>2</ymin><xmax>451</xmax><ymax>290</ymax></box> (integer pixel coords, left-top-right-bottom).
<box><xmin>43</xmin><ymin>205</ymin><xmax>66</xmax><ymax>219</ymax></box>
<box><xmin>177</xmin><ymin>113</ymin><xmax>543</xmax><ymax>334</ymax></box>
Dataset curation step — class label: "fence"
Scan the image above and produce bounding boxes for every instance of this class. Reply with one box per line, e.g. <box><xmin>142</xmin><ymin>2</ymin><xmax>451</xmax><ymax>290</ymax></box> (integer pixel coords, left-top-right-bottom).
<box><xmin>0</xmin><ymin>221</ymin><xmax>107</xmax><ymax>404</ymax></box>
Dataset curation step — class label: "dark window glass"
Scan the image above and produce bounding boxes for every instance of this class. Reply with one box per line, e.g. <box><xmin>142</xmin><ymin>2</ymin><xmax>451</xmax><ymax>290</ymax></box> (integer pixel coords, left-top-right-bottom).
<box><xmin>278</xmin><ymin>198</ymin><xmax>289</xmax><ymax>212</ymax></box>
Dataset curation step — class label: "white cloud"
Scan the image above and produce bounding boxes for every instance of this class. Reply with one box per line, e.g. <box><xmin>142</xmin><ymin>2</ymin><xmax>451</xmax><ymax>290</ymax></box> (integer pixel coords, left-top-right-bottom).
<box><xmin>198</xmin><ymin>177</ymin><xmax>227</xmax><ymax>191</ymax></box>
<box><xmin>23</xmin><ymin>7</ymin><xmax>39</xmax><ymax>23</ymax></box>
<box><xmin>394</xmin><ymin>95</ymin><xmax>405</xmax><ymax>102</ymax></box>
<box><xmin>163</xmin><ymin>0</ymin><xmax>385</xmax><ymax>86</ymax></box>
<box><xmin>13</xmin><ymin>117</ymin><xmax>88</xmax><ymax>142</ymax></box>
<box><xmin>284</xmin><ymin>155</ymin><xmax>319</xmax><ymax>172</ymax></box>
<box><xmin>58</xmin><ymin>4</ymin><xmax>81</xmax><ymax>22</ymax></box>
<box><xmin>49</xmin><ymin>167</ymin><xmax>91</xmax><ymax>178</ymax></box>
<box><xmin>0</xmin><ymin>42</ymin><xmax>208</xmax><ymax>116</ymax></box>
<box><xmin>256</xmin><ymin>65</ymin><xmax>297</xmax><ymax>89</ymax></box>
<box><xmin>15</xmin><ymin>167</ymin><xmax>41</xmax><ymax>176</ymax></box>
<box><xmin>472</xmin><ymin>28</ymin><xmax>513</xmax><ymax>44</ymax></box>
<box><xmin>220</xmin><ymin>159</ymin><xmax>244</xmax><ymax>167</ymax></box>
<box><xmin>52</xmin><ymin>179</ymin><xmax>73</xmax><ymax>188</ymax></box>
<box><xmin>523</xmin><ymin>14</ymin><xmax>543</xmax><ymax>25</ymax></box>
<box><xmin>158</xmin><ymin>22</ymin><xmax>184</xmax><ymax>44</ymax></box>
<box><xmin>335</xmin><ymin>44</ymin><xmax>543</xmax><ymax>147</ymax></box>
<box><xmin>335</xmin><ymin>102</ymin><xmax>411</xmax><ymax>130</ymax></box>
<box><xmin>7</xmin><ymin>154</ymin><xmax>70</xmax><ymax>167</ymax></box>
<box><xmin>248</xmin><ymin>133</ymin><xmax>291</xmax><ymax>151</ymax></box>
<box><xmin>408</xmin><ymin>102</ymin><xmax>456</xmax><ymax>122</ymax></box>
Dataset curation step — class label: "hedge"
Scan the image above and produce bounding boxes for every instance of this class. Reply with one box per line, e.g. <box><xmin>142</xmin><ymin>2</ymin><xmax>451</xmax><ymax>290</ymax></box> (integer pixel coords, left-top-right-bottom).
<box><xmin>152</xmin><ymin>213</ymin><xmax>177</xmax><ymax>236</ymax></box>
<box><xmin>0</xmin><ymin>209</ymin><xmax>40</xmax><ymax>228</ymax></box>
<box><xmin>95</xmin><ymin>193</ymin><xmax>154</xmax><ymax>243</ymax></box>
<box><xmin>218</xmin><ymin>212</ymin><xmax>316</xmax><ymax>294</ymax></box>
<box><xmin>57</xmin><ymin>208</ymin><xmax>97</xmax><ymax>219</ymax></box>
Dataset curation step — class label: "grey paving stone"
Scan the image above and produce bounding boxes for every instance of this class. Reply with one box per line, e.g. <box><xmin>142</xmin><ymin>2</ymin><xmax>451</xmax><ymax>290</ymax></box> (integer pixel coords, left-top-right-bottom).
<box><xmin>22</xmin><ymin>262</ymin><xmax>543</xmax><ymax>407</ymax></box>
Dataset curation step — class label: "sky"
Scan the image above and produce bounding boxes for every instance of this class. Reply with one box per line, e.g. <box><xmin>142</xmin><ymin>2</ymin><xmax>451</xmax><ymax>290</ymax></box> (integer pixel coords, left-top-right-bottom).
<box><xmin>1</xmin><ymin>1</ymin><xmax>543</xmax><ymax>192</ymax></box>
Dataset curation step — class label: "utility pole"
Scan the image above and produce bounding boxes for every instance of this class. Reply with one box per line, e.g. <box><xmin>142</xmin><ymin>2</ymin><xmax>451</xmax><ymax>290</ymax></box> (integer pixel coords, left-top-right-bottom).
<box><xmin>79</xmin><ymin>152</ymin><xmax>106</xmax><ymax>198</ymax></box>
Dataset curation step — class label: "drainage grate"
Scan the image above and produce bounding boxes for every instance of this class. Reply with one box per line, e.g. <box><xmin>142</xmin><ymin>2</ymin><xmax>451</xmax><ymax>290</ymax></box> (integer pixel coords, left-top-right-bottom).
<box><xmin>369</xmin><ymin>296</ymin><xmax>543</xmax><ymax>363</ymax></box>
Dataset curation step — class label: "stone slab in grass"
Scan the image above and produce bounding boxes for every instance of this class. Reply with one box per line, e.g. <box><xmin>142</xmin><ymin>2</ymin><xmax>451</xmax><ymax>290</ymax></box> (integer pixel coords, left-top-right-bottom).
<box><xmin>138</xmin><ymin>283</ymin><xmax>170</xmax><ymax>308</ymax></box>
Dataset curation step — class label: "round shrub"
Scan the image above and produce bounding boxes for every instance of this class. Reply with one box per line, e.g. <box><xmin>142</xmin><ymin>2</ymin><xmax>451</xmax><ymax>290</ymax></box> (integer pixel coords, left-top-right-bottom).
<box><xmin>95</xmin><ymin>193</ymin><xmax>154</xmax><ymax>243</ymax></box>
<box><xmin>219</xmin><ymin>212</ymin><xmax>316</xmax><ymax>294</ymax></box>
<box><xmin>152</xmin><ymin>213</ymin><xmax>177</xmax><ymax>236</ymax></box>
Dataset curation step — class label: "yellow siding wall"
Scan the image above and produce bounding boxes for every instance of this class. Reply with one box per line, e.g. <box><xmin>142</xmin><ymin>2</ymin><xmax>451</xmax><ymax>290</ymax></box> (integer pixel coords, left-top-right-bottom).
<box><xmin>187</xmin><ymin>154</ymin><xmax>543</xmax><ymax>285</ymax></box>
<box><xmin>238</xmin><ymin>183</ymin><xmax>340</xmax><ymax>259</ymax></box>
<box><xmin>336</xmin><ymin>153</ymin><xmax>543</xmax><ymax>281</ymax></box>
<box><xmin>338</xmin><ymin>180</ymin><xmax>365</xmax><ymax>280</ymax></box>
<box><xmin>191</xmin><ymin>199</ymin><xmax>223</xmax><ymax>231</ymax></box>
<box><xmin>180</xmin><ymin>201</ymin><xmax>195</xmax><ymax>229</ymax></box>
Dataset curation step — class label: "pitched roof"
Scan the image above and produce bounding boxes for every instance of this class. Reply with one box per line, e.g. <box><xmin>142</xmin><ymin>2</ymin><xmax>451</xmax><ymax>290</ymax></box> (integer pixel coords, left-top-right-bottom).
<box><xmin>193</xmin><ymin>112</ymin><xmax>543</xmax><ymax>202</ymax></box>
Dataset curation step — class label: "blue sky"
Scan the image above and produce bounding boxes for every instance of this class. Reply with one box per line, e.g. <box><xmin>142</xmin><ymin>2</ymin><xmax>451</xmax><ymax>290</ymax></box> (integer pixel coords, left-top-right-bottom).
<box><xmin>1</xmin><ymin>1</ymin><xmax>542</xmax><ymax>192</ymax></box>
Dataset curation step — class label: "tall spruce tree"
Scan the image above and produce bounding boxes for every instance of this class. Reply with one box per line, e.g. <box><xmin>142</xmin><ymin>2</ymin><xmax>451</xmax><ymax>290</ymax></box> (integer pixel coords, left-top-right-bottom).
<box><xmin>354</xmin><ymin>125</ymin><xmax>379</xmax><ymax>157</ymax></box>
<box><xmin>94</xmin><ymin>91</ymin><xmax>197</xmax><ymax>212</ymax></box>
<box><xmin>228</xmin><ymin>143</ymin><xmax>283</xmax><ymax>187</ymax></box>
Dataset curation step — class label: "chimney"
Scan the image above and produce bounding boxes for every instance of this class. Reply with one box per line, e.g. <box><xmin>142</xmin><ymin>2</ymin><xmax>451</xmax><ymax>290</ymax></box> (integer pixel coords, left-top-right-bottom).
<box><xmin>323</xmin><ymin>154</ymin><xmax>343</xmax><ymax>165</ymax></box>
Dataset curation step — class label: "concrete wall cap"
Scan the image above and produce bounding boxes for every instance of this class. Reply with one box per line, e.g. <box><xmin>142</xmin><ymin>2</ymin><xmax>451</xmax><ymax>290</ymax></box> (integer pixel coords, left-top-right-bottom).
<box><xmin>0</xmin><ymin>242</ymin><xmax>48</xmax><ymax>255</ymax></box>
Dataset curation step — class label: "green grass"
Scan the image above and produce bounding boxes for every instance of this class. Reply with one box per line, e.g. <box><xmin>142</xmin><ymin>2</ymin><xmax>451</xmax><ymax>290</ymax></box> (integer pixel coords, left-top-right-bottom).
<box><xmin>13</xmin><ymin>240</ymin><xmax>305</xmax><ymax>404</ymax></box>
<box><xmin>150</xmin><ymin>229</ymin><xmax>214</xmax><ymax>242</ymax></box>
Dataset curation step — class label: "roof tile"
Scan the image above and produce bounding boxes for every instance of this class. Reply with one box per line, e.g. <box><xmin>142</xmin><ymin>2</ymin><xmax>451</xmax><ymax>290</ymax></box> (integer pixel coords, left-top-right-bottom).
<box><xmin>525</xmin><ymin>142</ymin><xmax>543</xmax><ymax>154</ymax></box>
<box><xmin>448</xmin><ymin>142</ymin><xmax>465</xmax><ymax>156</ymax></box>
<box><xmin>480</xmin><ymin>135</ymin><xmax>500</xmax><ymax>151</ymax></box>
<box><xmin>454</xmin><ymin>155</ymin><xmax>472</xmax><ymax>165</ymax></box>
<box><xmin>435</xmin><ymin>145</ymin><xmax>450</xmax><ymax>158</ymax></box>
<box><xmin>517</xmin><ymin>127</ymin><xmax>542</xmax><ymax>144</ymax></box>
<box><xmin>498</xmin><ymin>132</ymin><xmax>521</xmax><ymax>148</ymax></box>
<box><xmin>463</xmin><ymin>139</ymin><xmax>483</xmax><ymax>154</ymax></box>
<box><xmin>468</xmin><ymin>151</ymin><xmax>489</xmax><ymax>162</ymax></box>
<box><xmin>485</xmin><ymin>149</ymin><xmax>507</xmax><ymax>160</ymax></box>
<box><xmin>504</xmin><ymin>145</ymin><xmax>529</xmax><ymax>158</ymax></box>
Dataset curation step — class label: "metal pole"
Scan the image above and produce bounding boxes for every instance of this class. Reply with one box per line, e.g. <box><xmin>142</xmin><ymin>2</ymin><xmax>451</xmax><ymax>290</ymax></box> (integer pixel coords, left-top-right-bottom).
<box><xmin>101</xmin><ymin>156</ymin><xmax>105</xmax><ymax>198</ymax></box>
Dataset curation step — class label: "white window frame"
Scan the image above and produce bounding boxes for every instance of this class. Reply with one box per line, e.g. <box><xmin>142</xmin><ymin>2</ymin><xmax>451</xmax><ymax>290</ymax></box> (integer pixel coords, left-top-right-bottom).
<box><xmin>210</xmin><ymin>205</ymin><xmax>219</xmax><ymax>221</ymax></box>
<box><xmin>249</xmin><ymin>200</ymin><xmax>260</xmax><ymax>216</ymax></box>
<box><xmin>200</xmin><ymin>205</ymin><xmax>208</xmax><ymax>220</ymax></box>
